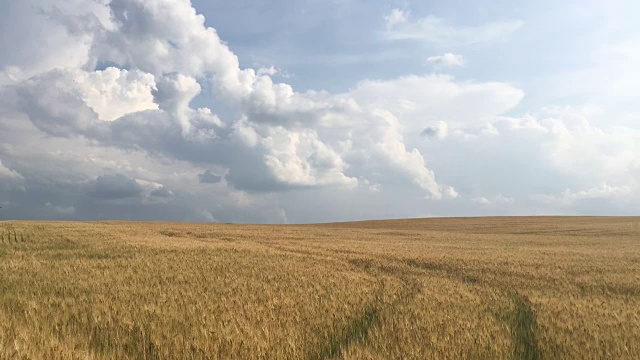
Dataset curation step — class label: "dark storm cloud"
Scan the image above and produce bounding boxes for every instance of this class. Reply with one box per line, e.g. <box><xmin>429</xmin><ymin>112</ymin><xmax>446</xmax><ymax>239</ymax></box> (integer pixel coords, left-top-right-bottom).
<box><xmin>150</xmin><ymin>186</ymin><xmax>173</xmax><ymax>198</ymax></box>
<box><xmin>198</xmin><ymin>170</ymin><xmax>222</xmax><ymax>184</ymax></box>
<box><xmin>88</xmin><ymin>174</ymin><xmax>143</xmax><ymax>200</ymax></box>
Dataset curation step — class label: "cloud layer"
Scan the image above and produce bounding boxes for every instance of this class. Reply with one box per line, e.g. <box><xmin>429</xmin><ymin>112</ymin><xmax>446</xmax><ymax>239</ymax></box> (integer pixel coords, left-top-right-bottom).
<box><xmin>0</xmin><ymin>0</ymin><xmax>638</xmax><ymax>222</ymax></box>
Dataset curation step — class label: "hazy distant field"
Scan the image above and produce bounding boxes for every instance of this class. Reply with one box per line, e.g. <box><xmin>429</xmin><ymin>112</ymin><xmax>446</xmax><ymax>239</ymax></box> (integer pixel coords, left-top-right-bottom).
<box><xmin>1</xmin><ymin>217</ymin><xmax>638</xmax><ymax>359</ymax></box>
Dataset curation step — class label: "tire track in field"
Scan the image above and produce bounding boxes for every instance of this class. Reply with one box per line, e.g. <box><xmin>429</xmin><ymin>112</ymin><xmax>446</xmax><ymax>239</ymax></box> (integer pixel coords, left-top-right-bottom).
<box><xmin>243</xmin><ymin>240</ymin><xmax>543</xmax><ymax>360</ymax></box>
<box><xmin>247</xmin><ymin>241</ymin><xmax>424</xmax><ymax>360</ymax></box>
<box><xmin>400</xmin><ymin>258</ymin><xmax>542</xmax><ymax>360</ymax></box>
<box><xmin>511</xmin><ymin>293</ymin><xmax>541</xmax><ymax>360</ymax></box>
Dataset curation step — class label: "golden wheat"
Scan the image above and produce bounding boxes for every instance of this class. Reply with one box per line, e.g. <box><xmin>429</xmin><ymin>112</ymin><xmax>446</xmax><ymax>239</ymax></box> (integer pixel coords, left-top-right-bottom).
<box><xmin>0</xmin><ymin>217</ymin><xmax>638</xmax><ymax>359</ymax></box>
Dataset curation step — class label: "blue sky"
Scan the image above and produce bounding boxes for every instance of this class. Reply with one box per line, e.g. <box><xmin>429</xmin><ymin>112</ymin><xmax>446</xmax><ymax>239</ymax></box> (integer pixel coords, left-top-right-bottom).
<box><xmin>0</xmin><ymin>0</ymin><xmax>639</xmax><ymax>222</ymax></box>
<box><xmin>196</xmin><ymin>0</ymin><xmax>633</xmax><ymax>93</ymax></box>
<box><xmin>189</xmin><ymin>0</ymin><xmax>640</xmax><ymax>133</ymax></box>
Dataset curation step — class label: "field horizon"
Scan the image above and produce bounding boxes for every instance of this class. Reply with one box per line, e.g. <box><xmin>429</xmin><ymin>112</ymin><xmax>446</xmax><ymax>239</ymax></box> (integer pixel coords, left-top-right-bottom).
<box><xmin>2</xmin><ymin>214</ymin><xmax>637</xmax><ymax>228</ymax></box>
<box><xmin>1</xmin><ymin>216</ymin><xmax>639</xmax><ymax>359</ymax></box>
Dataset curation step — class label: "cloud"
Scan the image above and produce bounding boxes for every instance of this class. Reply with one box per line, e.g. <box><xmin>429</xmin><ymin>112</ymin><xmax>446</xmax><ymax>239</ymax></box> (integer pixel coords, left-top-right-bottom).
<box><xmin>426</xmin><ymin>53</ymin><xmax>465</xmax><ymax>68</ymax></box>
<box><xmin>0</xmin><ymin>0</ymin><xmax>527</xmax><ymax>221</ymax></box>
<box><xmin>45</xmin><ymin>202</ymin><xmax>76</xmax><ymax>216</ymax></box>
<box><xmin>257</xmin><ymin>66</ymin><xmax>279</xmax><ymax>77</ymax></box>
<box><xmin>472</xmin><ymin>197</ymin><xmax>490</xmax><ymax>205</ymax></box>
<box><xmin>383</xmin><ymin>9</ymin><xmax>523</xmax><ymax>45</ymax></box>
<box><xmin>421</xmin><ymin>121</ymin><xmax>449</xmax><ymax>139</ymax></box>
<box><xmin>77</xmin><ymin>67</ymin><xmax>158</xmax><ymax>121</ymax></box>
<box><xmin>88</xmin><ymin>174</ymin><xmax>144</xmax><ymax>200</ymax></box>
<box><xmin>5</xmin><ymin>0</ymin><xmax>478</xmax><ymax>200</ymax></box>
<box><xmin>384</xmin><ymin>8</ymin><xmax>408</xmax><ymax>28</ymax></box>
<box><xmin>0</xmin><ymin>160</ymin><xmax>23</xmax><ymax>180</ymax></box>
<box><xmin>425</xmin><ymin>105</ymin><xmax>640</xmax><ymax>214</ymax></box>
<box><xmin>1</xmin><ymin>0</ymin><xmax>637</xmax><ymax>222</ymax></box>
<box><xmin>348</xmin><ymin>74</ymin><xmax>524</xmax><ymax>131</ymax></box>
<box><xmin>532</xmin><ymin>183</ymin><xmax>633</xmax><ymax>209</ymax></box>
<box><xmin>198</xmin><ymin>170</ymin><xmax>222</xmax><ymax>184</ymax></box>
<box><xmin>537</xmin><ymin>41</ymin><xmax>640</xmax><ymax>100</ymax></box>
<box><xmin>472</xmin><ymin>195</ymin><xmax>515</xmax><ymax>206</ymax></box>
<box><xmin>558</xmin><ymin>183</ymin><xmax>631</xmax><ymax>202</ymax></box>
<box><xmin>0</xmin><ymin>0</ymin><xmax>107</xmax><ymax>85</ymax></box>
<box><xmin>261</xmin><ymin>127</ymin><xmax>357</xmax><ymax>188</ymax></box>
<box><xmin>150</xmin><ymin>187</ymin><xmax>173</xmax><ymax>198</ymax></box>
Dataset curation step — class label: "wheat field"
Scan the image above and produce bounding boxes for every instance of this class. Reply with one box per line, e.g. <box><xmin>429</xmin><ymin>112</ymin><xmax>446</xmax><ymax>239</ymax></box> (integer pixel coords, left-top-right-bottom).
<box><xmin>0</xmin><ymin>217</ymin><xmax>638</xmax><ymax>359</ymax></box>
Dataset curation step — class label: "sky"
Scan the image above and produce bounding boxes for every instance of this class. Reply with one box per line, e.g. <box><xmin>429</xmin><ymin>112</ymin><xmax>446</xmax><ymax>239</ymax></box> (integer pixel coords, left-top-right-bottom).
<box><xmin>0</xmin><ymin>0</ymin><xmax>639</xmax><ymax>223</ymax></box>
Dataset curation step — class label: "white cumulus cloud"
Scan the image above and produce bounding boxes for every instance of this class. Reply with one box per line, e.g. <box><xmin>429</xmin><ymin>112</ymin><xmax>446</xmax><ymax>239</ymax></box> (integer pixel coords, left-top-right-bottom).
<box><xmin>383</xmin><ymin>9</ymin><xmax>523</xmax><ymax>45</ymax></box>
<box><xmin>426</xmin><ymin>53</ymin><xmax>465</xmax><ymax>68</ymax></box>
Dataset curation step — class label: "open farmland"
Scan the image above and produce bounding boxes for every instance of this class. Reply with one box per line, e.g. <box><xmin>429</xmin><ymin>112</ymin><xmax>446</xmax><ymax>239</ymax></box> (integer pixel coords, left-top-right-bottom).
<box><xmin>0</xmin><ymin>217</ymin><xmax>639</xmax><ymax>359</ymax></box>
